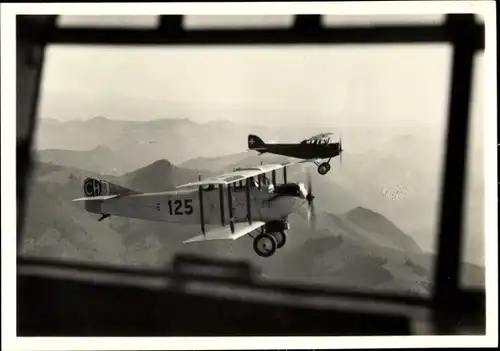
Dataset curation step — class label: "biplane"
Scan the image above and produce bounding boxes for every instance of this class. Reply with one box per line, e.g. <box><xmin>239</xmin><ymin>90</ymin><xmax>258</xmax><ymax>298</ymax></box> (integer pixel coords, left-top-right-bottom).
<box><xmin>248</xmin><ymin>132</ymin><xmax>343</xmax><ymax>175</ymax></box>
<box><xmin>72</xmin><ymin>161</ymin><xmax>316</xmax><ymax>258</ymax></box>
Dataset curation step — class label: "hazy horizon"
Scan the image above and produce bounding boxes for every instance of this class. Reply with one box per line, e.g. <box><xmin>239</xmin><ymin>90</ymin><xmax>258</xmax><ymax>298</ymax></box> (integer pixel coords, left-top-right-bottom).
<box><xmin>39</xmin><ymin>14</ymin><xmax>484</xmax><ymax>134</ymax></box>
<box><xmin>39</xmin><ymin>44</ymin><xmax>458</xmax><ymax>130</ymax></box>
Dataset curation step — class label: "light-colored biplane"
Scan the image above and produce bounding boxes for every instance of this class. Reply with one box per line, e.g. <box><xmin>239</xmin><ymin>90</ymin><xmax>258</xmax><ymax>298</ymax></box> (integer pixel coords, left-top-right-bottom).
<box><xmin>72</xmin><ymin>161</ymin><xmax>316</xmax><ymax>257</ymax></box>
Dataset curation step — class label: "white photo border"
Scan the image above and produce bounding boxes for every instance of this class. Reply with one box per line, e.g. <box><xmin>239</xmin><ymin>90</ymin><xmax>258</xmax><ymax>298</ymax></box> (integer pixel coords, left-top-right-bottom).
<box><xmin>1</xmin><ymin>1</ymin><xmax>497</xmax><ymax>350</ymax></box>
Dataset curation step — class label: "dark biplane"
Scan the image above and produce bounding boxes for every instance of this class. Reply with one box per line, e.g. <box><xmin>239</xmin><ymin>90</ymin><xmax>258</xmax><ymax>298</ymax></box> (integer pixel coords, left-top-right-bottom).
<box><xmin>248</xmin><ymin>132</ymin><xmax>343</xmax><ymax>175</ymax></box>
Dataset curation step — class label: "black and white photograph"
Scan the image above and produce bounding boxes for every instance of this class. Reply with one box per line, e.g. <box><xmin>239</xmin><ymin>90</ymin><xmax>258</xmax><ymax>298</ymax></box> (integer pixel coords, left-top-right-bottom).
<box><xmin>2</xmin><ymin>2</ymin><xmax>497</xmax><ymax>350</ymax></box>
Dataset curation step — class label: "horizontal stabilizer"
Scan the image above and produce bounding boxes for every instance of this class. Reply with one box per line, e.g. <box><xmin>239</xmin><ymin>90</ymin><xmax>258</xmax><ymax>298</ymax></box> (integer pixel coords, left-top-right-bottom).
<box><xmin>183</xmin><ymin>221</ymin><xmax>265</xmax><ymax>244</ymax></box>
<box><xmin>72</xmin><ymin>194</ymin><xmax>118</xmax><ymax>202</ymax></box>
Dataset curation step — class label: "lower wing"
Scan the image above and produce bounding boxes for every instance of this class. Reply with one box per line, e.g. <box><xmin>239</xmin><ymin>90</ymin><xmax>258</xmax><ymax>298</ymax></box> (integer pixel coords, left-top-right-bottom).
<box><xmin>183</xmin><ymin>221</ymin><xmax>265</xmax><ymax>244</ymax></box>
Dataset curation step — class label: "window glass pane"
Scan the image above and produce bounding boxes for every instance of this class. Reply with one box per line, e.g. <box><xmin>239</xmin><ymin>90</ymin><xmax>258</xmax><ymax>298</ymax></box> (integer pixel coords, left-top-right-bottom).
<box><xmin>24</xmin><ymin>38</ymin><xmax>464</xmax><ymax>298</ymax></box>
<box><xmin>460</xmin><ymin>52</ymin><xmax>485</xmax><ymax>289</ymax></box>
<box><xmin>183</xmin><ymin>15</ymin><xmax>293</xmax><ymax>29</ymax></box>
<box><xmin>58</xmin><ymin>15</ymin><xmax>159</xmax><ymax>28</ymax></box>
<box><xmin>323</xmin><ymin>14</ymin><xmax>445</xmax><ymax>27</ymax></box>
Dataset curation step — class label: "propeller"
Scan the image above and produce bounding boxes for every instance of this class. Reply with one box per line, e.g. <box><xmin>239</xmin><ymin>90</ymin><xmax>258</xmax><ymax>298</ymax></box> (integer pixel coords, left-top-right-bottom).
<box><xmin>338</xmin><ymin>134</ymin><xmax>343</xmax><ymax>168</ymax></box>
<box><xmin>305</xmin><ymin>169</ymin><xmax>316</xmax><ymax>231</ymax></box>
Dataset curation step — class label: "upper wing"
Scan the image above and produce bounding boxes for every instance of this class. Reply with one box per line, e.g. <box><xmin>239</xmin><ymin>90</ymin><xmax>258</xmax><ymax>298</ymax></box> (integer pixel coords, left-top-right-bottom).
<box><xmin>307</xmin><ymin>132</ymin><xmax>334</xmax><ymax>141</ymax></box>
<box><xmin>183</xmin><ymin>221</ymin><xmax>266</xmax><ymax>244</ymax></box>
<box><xmin>176</xmin><ymin>160</ymin><xmax>301</xmax><ymax>189</ymax></box>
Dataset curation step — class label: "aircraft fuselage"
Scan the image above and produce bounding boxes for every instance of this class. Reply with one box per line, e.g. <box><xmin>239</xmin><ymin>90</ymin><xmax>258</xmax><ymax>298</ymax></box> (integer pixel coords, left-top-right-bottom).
<box><xmin>258</xmin><ymin>143</ymin><xmax>341</xmax><ymax>159</ymax></box>
<box><xmin>84</xmin><ymin>186</ymin><xmax>304</xmax><ymax>225</ymax></box>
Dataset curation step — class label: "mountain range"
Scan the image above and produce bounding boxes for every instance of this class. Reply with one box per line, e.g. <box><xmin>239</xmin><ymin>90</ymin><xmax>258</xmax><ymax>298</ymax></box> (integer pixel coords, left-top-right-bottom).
<box><xmin>34</xmin><ymin>116</ymin><xmax>485</xmax><ymax>266</ymax></box>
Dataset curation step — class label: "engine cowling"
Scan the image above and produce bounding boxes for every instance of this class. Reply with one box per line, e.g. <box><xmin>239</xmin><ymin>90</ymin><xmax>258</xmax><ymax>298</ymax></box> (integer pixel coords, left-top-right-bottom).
<box><xmin>265</xmin><ymin>220</ymin><xmax>289</xmax><ymax>233</ymax></box>
<box><xmin>273</xmin><ymin>183</ymin><xmax>301</xmax><ymax>197</ymax></box>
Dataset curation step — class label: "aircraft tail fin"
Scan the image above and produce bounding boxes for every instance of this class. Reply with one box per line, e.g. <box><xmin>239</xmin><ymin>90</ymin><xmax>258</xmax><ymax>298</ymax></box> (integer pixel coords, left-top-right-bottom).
<box><xmin>79</xmin><ymin>177</ymin><xmax>140</xmax><ymax>198</ymax></box>
<box><xmin>73</xmin><ymin>177</ymin><xmax>140</xmax><ymax>216</ymax></box>
<box><xmin>248</xmin><ymin>134</ymin><xmax>266</xmax><ymax>150</ymax></box>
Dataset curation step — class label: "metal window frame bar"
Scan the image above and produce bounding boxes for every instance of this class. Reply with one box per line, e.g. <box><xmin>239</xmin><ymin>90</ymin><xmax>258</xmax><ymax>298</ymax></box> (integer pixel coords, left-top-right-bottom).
<box><xmin>219</xmin><ymin>184</ymin><xmax>226</xmax><ymax>226</ymax></box>
<box><xmin>19</xmin><ymin>15</ymin><xmax>484</xmax><ymax>47</ymax></box>
<box><xmin>15</xmin><ymin>14</ymin><xmax>485</xmax><ymax>314</ymax></box>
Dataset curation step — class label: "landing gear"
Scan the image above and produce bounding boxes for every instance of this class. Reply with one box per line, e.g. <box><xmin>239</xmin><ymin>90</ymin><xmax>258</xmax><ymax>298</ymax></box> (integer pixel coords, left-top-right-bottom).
<box><xmin>253</xmin><ymin>221</ymin><xmax>289</xmax><ymax>257</ymax></box>
<box><xmin>317</xmin><ymin>162</ymin><xmax>331</xmax><ymax>175</ymax></box>
<box><xmin>253</xmin><ymin>233</ymin><xmax>278</xmax><ymax>258</ymax></box>
<box><xmin>271</xmin><ymin>231</ymin><xmax>287</xmax><ymax>249</ymax></box>
<box><xmin>314</xmin><ymin>158</ymin><xmax>332</xmax><ymax>175</ymax></box>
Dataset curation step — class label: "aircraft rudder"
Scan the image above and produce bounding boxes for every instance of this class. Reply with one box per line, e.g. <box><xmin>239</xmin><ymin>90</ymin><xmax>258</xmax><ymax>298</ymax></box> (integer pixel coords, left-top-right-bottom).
<box><xmin>248</xmin><ymin>134</ymin><xmax>265</xmax><ymax>149</ymax></box>
<box><xmin>79</xmin><ymin>177</ymin><xmax>138</xmax><ymax>216</ymax></box>
<box><xmin>82</xmin><ymin>177</ymin><xmax>140</xmax><ymax>198</ymax></box>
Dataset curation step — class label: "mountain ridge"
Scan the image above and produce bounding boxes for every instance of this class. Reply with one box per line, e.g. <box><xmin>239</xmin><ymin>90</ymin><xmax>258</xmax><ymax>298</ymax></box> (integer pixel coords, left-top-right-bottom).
<box><xmin>33</xmin><ymin>115</ymin><xmax>485</xmax><ymax>267</ymax></box>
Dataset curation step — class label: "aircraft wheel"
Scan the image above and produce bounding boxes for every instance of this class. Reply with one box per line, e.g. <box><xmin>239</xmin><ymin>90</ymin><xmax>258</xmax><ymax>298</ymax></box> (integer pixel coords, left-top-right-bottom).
<box><xmin>271</xmin><ymin>231</ymin><xmax>287</xmax><ymax>249</ymax></box>
<box><xmin>317</xmin><ymin>163</ymin><xmax>330</xmax><ymax>175</ymax></box>
<box><xmin>253</xmin><ymin>233</ymin><xmax>278</xmax><ymax>258</ymax></box>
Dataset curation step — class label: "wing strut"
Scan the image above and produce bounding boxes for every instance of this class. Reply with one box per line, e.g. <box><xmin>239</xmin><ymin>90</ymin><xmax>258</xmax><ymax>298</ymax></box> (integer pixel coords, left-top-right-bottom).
<box><xmin>272</xmin><ymin>170</ymin><xmax>277</xmax><ymax>187</ymax></box>
<box><xmin>283</xmin><ymin>167</ymin><xmax>287</xmax><ymax>183</ymax></box>
<box><xmin>219</xmin><ymin>185</ymin><xmax>225</xmax><ymax>226</ymax></box>
<box><xmin>227</xmin><ymin>184</ymin><xmax>235</xmax><ymax>233</ymax></box>
<box><xmin>198</xmin><ymin>185</ymin><xmax>206</xmax><ymax>235</ymax></box>
<box><xmin>246</xmin><ymin>177</ymin><xmax>252</xmax><ymax>225</ymax></box>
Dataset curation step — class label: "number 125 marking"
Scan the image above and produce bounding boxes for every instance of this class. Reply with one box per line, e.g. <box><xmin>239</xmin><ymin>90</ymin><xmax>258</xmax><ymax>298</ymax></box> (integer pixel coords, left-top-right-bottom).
<box><xmin>167</xmin><ymin>199</ymin><xmax>193</xmax><ymax>215</ymax></box>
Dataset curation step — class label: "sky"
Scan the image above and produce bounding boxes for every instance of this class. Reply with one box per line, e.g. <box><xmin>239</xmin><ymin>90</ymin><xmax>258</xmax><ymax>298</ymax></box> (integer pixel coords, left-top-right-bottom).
<box><xmin>38</xmin><ymin>14</ymin><xmax>482</xmax><ymax>132</ymax></box>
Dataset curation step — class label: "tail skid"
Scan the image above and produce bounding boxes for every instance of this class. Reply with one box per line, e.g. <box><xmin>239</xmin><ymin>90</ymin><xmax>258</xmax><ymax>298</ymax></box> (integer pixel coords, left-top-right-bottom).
<box><xmin>98</xmin><ymin>214</ymin><xmax>110</xmax><ymax>221</ymax></box>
